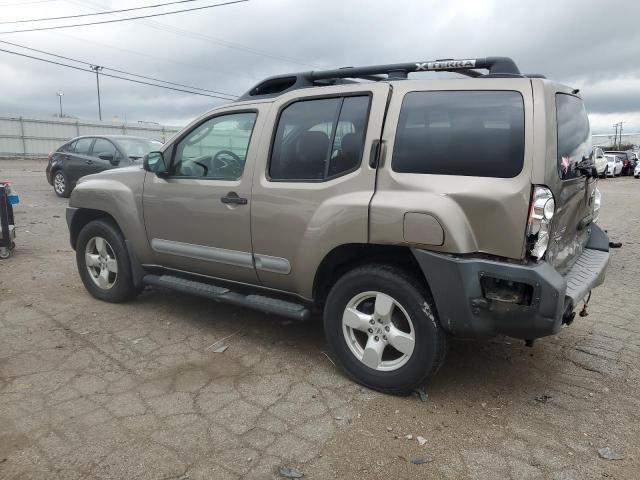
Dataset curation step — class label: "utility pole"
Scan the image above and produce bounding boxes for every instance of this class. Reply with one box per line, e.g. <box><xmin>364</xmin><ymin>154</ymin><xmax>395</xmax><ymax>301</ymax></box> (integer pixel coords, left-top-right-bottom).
<box><xmin>619</xmin><ymin>121</ymin><xmax>626</xmax><ymax>148</ymax></box>
<box><xmin>90</xmin><ymin>65</ymin><xmax>104</xmax><ymax>120</ymax></box>
<box><xmin>56</xmin><ymin>92</ymin><xmax>64</xmax><ymax>118</ymax></box>
<box><xmin>613</xmin><ymin>123</ymin><xmax>619</xmax><ymax>149</ymax></box>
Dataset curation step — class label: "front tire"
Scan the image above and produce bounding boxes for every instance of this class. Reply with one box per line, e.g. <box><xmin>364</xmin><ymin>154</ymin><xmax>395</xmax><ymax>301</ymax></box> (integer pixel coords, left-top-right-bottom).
<box><xmin>76</xmin><ymin>219</ymin><xmax>142</xmax><ymax>303</ymax></box>
<box><xmin>323</xmin><ymin>265</ymin><xmax>448</xmax><ymax>395</ymax></box>
<box><xmin>53</xmin><ymin>169</ymin><xmax>70</xmax><ymax>198</ymax></box>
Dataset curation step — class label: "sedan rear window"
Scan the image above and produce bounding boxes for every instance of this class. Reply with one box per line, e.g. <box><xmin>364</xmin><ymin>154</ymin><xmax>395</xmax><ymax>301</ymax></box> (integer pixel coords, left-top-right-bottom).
<box><xmin>391</xmin><ymin>90</ymin><xmax>525</xmax><ymax>178</ymax></box>
<box><xmin>74</xmin><ymin>138</ymin><xmax>93</xmax><ymax>155</ymax></box>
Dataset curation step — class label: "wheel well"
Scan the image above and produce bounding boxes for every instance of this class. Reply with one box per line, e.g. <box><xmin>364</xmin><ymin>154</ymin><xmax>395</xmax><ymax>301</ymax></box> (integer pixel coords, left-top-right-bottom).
<box><xmin>313</xmin><ymin>243</ymin><xmax>427</xmax><ymax>307</ymax></box>
<box><xmin>69</xmin><ymin>209</ymin><xmax>117</xmax><ymax>250</ymax></box>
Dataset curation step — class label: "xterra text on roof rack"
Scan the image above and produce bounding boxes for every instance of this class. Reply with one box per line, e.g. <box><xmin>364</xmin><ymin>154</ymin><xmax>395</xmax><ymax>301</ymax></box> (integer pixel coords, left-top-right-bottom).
<box><xmin>66</xmin><ymin>56</ymin><xmax>609</xmax><ymax>394</ymax></box>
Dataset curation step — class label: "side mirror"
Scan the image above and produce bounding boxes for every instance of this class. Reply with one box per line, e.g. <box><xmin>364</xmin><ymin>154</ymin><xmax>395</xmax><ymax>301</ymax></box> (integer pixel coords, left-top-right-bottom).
<box><xmin>98</xmin><ymin>152</ymin><xmax>118</xmax><ymax>165</ymax></box>
<box><xmin>143</xmin><ymin>151</ymin><xmax>168</xmax><ymax>176</ymax></box>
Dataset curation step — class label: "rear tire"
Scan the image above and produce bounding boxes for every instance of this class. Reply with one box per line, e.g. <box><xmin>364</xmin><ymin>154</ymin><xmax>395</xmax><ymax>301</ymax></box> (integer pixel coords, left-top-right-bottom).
<box><xmin>76</xmin><ymin>219</ymin><xmax>142</xmax><ymax>303</ymax></box>
<box><xmin>53</xmin><ymin>169</ymin><xmax>70</xmax><ymax>198</ymax></box>
<box><xmin>323</xmin><ymin>264</ymin><xmax>448</xmax><ymax>395</ymax></box>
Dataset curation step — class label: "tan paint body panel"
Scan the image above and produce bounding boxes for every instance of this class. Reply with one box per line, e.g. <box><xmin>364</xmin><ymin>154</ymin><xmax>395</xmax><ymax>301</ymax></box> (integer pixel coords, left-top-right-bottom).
<box><xmin>70</xmin><ymin>75</ymin><xmax>595</xmax><ymax>303</ymax></box>
<box><xmin>69</xmin><ymin>167</ymin><xmax>153</xmax><ymax>263</ymax></box>
<box><xmin>142</xmin><ymin>103</ymin><xmax>271</xmax><ymax>284</ymax></box>
<box><xmin>403</xmin><ymin>212</ymin><xmax>444</xmax><ymax>246</ymax></box>
<box><xmin>370</xmin><ymin>78</ymin><xmax>535</xmax><ymax>260</ymax></box>
<box><xmin>532</xmin><ymin>79</ymin><xmax>597</xmax><ymax>274</ymax></box>
<box><xmin>250</xmin><ymin>83</ymin><xmax>391</xmax><ymax>298</ymax></box>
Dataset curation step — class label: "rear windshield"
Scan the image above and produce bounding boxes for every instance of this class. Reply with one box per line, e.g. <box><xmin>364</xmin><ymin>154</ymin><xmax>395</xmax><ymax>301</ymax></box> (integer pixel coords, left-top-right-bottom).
<box><xmin>391</xmin><ymin>90</ymin><xmax>525</xmax><ymax>178</ymax></box>
<box><xmin>556</xmin><ymin>93</ymin><xmax>592</xmax><ymax>180</ymax></box>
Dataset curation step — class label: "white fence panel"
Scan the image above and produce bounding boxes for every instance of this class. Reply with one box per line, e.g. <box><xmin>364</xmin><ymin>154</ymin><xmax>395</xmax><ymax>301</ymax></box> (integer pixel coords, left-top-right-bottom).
<box><xmin>0</xmin><ymin>115</ymin><xmax>181</xmax><ymax>157</ymax></box>
<box><xmin>0</xmin><ymin>118</ymin><xmax>22</xmax><ymax>136</ymax></box>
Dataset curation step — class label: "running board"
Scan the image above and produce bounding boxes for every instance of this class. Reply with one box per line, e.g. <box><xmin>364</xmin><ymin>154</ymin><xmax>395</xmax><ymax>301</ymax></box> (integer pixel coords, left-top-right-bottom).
<box><xmin>143</xmin><ymin>274</ymin><xmax>311</xmax><ymax>322</ymax></box>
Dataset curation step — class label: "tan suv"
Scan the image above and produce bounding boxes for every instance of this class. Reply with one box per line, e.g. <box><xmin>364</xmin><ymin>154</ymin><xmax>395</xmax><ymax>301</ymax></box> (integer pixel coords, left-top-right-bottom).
<box><xmin>66</xmin><ymin>57</ymin><xmax>609</xmax><ymax>395</ymax></box>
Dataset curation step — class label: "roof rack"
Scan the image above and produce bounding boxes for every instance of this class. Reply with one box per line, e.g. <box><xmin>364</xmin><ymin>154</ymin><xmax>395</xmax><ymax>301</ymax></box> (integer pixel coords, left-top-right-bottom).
<box><xmin>239</xmin><ymin>56</ymin><xmax>525</xmax><ymax>100</ymax></box>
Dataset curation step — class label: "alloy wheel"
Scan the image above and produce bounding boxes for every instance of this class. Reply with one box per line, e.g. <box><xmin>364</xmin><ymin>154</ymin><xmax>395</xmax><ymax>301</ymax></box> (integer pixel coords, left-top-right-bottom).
<box><xmin>84</xmin><ymin>236</ymin><xmax>118</xmax><ymax>290</ymax></box>
<box><xmin>54</xmin><ymin>172</ymin><xmax>66</xmax><ymax>195</ymax></box>
<box><xmin>342</xmin><ymin>291</ymin><xmax>415</xmax><ymax>372</ymax></box>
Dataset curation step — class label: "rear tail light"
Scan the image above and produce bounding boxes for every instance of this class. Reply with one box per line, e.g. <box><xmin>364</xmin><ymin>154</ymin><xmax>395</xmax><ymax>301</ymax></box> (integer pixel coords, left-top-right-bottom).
<box><xmin>526</xmin><ymin>185</ymin><xmax>555</xmax><ymax>260</ymax></box>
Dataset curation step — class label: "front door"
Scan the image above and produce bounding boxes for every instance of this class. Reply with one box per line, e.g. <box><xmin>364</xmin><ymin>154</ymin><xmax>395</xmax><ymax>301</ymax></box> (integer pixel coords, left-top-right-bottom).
<box><xmin>143</xmin><ymin>107</ymin><xmax>266</xmax><ymax>284</ymax></box>
<box><xmin>87</xmin><ymin>137</ymin><xmax>121</xmax><ymax>175</ymax></box>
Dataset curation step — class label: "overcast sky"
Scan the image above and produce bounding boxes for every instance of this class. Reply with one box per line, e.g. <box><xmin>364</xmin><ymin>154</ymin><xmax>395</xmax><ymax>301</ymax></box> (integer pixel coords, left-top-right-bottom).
<box><xmin>1</xmin><ymin>0</ymin><xmax>639</xmax><ymax>134</ymax></box>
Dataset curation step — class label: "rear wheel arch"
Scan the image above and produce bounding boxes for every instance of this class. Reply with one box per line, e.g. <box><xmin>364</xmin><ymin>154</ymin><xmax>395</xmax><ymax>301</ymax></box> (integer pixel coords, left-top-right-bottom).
<box><xmin>312</xmin><ymin>243</ymin><xmax>429</xmax><ymax>307</ymax></box>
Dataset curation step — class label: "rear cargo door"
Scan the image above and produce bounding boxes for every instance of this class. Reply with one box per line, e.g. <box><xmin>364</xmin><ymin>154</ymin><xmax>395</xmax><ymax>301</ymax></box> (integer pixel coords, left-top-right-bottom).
<box><xmin>545</xmin><ymin>91</ymin><xmax>597</xmax><ymax>274</ymax></box>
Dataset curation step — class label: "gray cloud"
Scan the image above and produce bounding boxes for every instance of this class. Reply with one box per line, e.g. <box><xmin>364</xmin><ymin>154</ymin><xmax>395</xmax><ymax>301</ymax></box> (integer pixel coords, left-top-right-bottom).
<box><xmin>1</xmin><ymin>0</ymin><xmax>639</xmax><ymax>134</ymax></box>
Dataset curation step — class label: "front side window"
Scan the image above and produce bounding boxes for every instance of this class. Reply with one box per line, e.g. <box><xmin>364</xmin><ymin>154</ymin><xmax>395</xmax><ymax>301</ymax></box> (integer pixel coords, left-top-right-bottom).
<box><xmin>270</xmin><ymin>96</ymin><xmax>370</xmax><ymax>181</ymax></box>
<box><xmin>74</xmin><ymin>137</ymin><xmax>93</xmax><ymax>155</ymax></box>
<box><xmin>171</xmin><ymin>112</ymin><xmax>257</xmax><ymax>179</ymax></box>
<box><xmin>91</xmin><ymin>138</ymin><xmax>118</xmax><ymax>159</ymax></box>
<box><xmin>392</xmin><ymin>91</ymin><xmax>525</xmax><ymax>178</ymax></box>
<box><xmin>556</xmin><ymin>93</ymin><xmax>591</xmax><ymax>180</ymax></box>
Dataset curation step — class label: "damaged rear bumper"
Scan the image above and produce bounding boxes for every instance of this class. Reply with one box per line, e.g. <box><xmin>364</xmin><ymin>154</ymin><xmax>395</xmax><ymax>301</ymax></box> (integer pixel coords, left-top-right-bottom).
<box><xmin>411</xmin><ymin>224</ymin><xmax>609</xmax><ymax>340</ymax></box>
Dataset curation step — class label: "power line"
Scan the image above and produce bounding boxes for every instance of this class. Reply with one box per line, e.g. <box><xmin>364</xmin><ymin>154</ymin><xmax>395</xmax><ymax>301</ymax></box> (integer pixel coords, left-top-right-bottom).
<box><xmin>137</xmin><ymin>19</ymin><xmax>321</xmax><ymax>68</ymax></box>
<box><xmin>0</xmin><ymin>39</ymin><xmax>239</xmax><ymax>97</ymax></box>
<box><xmin>0</xmin><ymin>0</ymin><xmax>215</xmax><ymax>25</ymax></box>
<box><xmin>69</xmin><ymin>0</ymin><xmax>322</xmax><ymax>69</ymax></box>
<box><xmin>53</xmin><ymin>29</ymin><xmax>231</xmax><ymax>78</ymax></box>
<box><xmin>0</xmin><ymin>47</ymin><xmax>236</xmax><ymax>100</ymax></box>
<box><xmin>0</xmin><ymin>0</ymin><xmax>248</xmax><ymax>34</ymax></box>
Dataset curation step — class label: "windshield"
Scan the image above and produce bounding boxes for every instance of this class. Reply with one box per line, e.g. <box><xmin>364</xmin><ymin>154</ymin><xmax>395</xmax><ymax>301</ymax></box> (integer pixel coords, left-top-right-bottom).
<box><xmin>116</xmin><ymin>138</ymin><xmax>162</xmax><ymax>159</ymax></box>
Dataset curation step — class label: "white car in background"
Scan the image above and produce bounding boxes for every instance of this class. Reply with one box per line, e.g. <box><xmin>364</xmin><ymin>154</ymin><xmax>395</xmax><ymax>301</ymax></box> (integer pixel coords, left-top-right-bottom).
<box><xmin>593</xmin><ymin>147</ymin><xmax>608</xmax><ymax>178</ymax></box>
<box><xmin>606</xmin><ymin>154</ymin><xmax>623</xmax><ymax>177</ymax></box>
<box><xmin>634</xmin><ymin>162</ymin><xmax>640</xmax><ymax>178</ymax></box>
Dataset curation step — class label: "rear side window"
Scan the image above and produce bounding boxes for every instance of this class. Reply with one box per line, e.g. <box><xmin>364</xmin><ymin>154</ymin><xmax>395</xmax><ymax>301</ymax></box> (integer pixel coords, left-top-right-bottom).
<box><xmin>74</xmin><ymin>138</ymin><xmax>93</xmax><ymax>155</ymax></box>
<box><xmin>556</xmin><ymin>93</ymin><xmax>591</xmax><ymax>180</ymax></box>
<box><xmin>269</xmin><ymin>96</ymin><xmax>370</xmax><ymax>181</ymax></box>
<box><xmin>392</xmin><ymin>91</ymin><xmax>525</xmax><ymax>178</ymax></box>
<box><xmin>61</xmin><ymin>140</ymin><xmax>77</xmax><ymax>152</ymax></box>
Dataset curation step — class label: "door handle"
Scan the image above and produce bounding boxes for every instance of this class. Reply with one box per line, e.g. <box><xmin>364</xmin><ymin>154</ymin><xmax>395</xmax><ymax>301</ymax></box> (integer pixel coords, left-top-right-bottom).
<box><xmin>86</xmin><ymin>159</ymin><xmax>93</xmax><ymax>165</ymax></box>
<box><xmin>221</xmin><ymin>192</ymin><xmax>247</xmax><ymax>205</ymax></box>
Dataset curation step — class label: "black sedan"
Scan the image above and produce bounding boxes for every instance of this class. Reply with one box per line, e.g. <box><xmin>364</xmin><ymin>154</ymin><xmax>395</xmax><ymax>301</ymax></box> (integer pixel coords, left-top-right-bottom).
<box><xmin>46</xmin><ymin>135</ymin><xmax>162</xmax><ymax>197</ymax></box>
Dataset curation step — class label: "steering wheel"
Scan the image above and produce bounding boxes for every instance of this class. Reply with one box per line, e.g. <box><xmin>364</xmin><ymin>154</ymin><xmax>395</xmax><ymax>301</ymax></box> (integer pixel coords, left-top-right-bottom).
<box><xmin>213</xmin><ymin>150</ymin><xmax>243</xmax><ymax>176</ymax></box>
